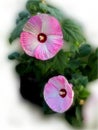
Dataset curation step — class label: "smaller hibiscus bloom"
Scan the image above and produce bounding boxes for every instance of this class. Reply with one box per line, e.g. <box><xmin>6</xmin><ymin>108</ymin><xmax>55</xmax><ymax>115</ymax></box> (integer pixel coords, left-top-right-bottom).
<box><xmin>20</xmin><ymin>14</ymin><xmax>63</xmax><ymax>60</ymax></box>
<box><xmin>43</xmin><ymin>75</ymin><xmax>74</xmax><ymax>113</ymax></box>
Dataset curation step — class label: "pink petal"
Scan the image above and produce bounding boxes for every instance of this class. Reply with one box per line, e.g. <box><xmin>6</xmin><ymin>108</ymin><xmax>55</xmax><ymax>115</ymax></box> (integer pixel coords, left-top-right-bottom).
<box><xmin>49</xmin><ymin>76</ymin><xmax>65</xmax><ymax>91</ymax></box>
<box><xmin>46</xmin><ymin>35</ymin><xmax>63</xmax><ymax>55</ymax></box>
<box><xmin>64</xmin><ymin>83</ymin><xmax>74</xmax><ymax>98</ymax></box>
<box><xmin>44</xmin><ymin>78</ymin><xmax>62</xmax><ymax>112</ymax></box>
<box><xmin>20</xmin><ymin>32</ymin><xmax>39</xmax><ymax>56</ymax></box>
<box><xmin>57</xmin><ymin>76</ymin><xmax>73</xmax><ymax>98</ymax></box>
<box><xmin>34</xmin><ymin>35</ymin><xmax>63</xmax><ymax>60</ymax></box>
<box><xmin>34</xmin><ymin>44</ymin><xmax>53</xmax><ymax>60</ymax></box>
<box><xmin>45</xmin><ymin>97</ymin><xmax>63</xmax><ymax>113</ymax></box>
<box><xmin>56</xmin><ymin>75</ymin><xmax>68</xmax><ymax>87</ymax></box>
<box><xmin>38</xmin><ymin>14</ymin><xmax>63</xmax><ymax>35</ymax></box>
<box><xmin>44</xmin><ymin>82</ymin><xmax>59</xmax><ymax>100</ymax></box>
<box><xmin>23</xmin><ymin>16</ymin><xmax>42</xmax><ymax>35</ymax></box>
<box><xmin>44</xmin><ymin>90</ymin><xmax>73</xmax><ymax>113</ymax></box>
<box><xmin>60</xmin><ymin>96</ymin><xmax>73</xmax><ymax>113</ymax></box>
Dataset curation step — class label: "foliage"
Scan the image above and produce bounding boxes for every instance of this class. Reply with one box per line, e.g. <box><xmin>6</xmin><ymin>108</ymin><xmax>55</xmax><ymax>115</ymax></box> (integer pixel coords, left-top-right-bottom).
<box><xmin>26</xmin><ymin>0</ymin><xmax>41</xmax><ymax>14</ymax></box>
<box><xmin>8</xmin><ymin>52</ymin><xmax>20</xmax><ymax>60</ymax></box>
<box><xmin>39</xmin><ymin>3</ymin><xmax>64</xmax><ymax>21</ymax></box>
<box><xmin>9</xmin><ymin>11</ymin><xmax>30</xmax><ymax>43</ymax></box>
<box><xmin>65</xmin><ymin>106</ymin><xmax>83</xmax><ymax>127</ymax></box>
<box><xmin>8</xmin><ymin>0</ymin><xmax>98</xmax><ymax>128</ymax></box>
<box><xmin>79</xmin><ymin>44</ymin><xmax>92</xmax><ymax>57</ymax></box>
<box><xmin>85</xmin><ymin>48</ymin><xmax>98</xmax><ymax>81</ymax></box>
<box><xmin>62</xmin><ymin>19</ymin><xmax>86</xmax><ymax>44</ymax></box>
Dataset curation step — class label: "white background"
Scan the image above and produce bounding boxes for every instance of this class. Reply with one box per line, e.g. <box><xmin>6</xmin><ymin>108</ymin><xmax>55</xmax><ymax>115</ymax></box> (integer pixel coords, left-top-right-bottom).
<box><xmin>0</xmin><ymin>0</ymin><xmax>98</xmax><ymax>130</ymax></box>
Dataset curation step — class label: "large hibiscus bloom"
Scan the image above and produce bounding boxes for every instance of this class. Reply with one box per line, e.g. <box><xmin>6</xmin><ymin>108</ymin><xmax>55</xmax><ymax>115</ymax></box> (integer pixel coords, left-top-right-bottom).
<box><xmin>43</xmin><ymin>75</ymin><xmax>74</xmax><ymax>113</ymax></box>
<box><xmin>20</xmin><ymin>14</ymin><xmax>63</xmax><ymax>60</ymax></box>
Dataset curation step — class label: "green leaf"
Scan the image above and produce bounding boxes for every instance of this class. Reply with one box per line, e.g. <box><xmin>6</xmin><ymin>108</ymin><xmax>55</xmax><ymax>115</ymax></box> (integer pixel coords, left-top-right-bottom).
<box><xmin>79</xmin><ymin>88</ymin><xmax>90</xmax><ymax>99</ymax></box>
<box><xmin>87</xmin><ymin>48</ymin><xmax>98</xmax><ymax>81</ymax></box>
<box><xmin>34</xmin><ymin>59</ymin><xmax>53</xmax><ymax>75</ymax></box>
<box><xmin>70</xmin><ymin>42</ymin><xmax>80</xmax><ymax>53</ymax></box>
<box><xmin>53</xmin><ymin>50</ymin><xmax>67</xmax><ymax>74</ymax></box>
<box><xmin>39</xmin><ymin>3</ymin><xmax>48</xmax><ymax>13</ymax></box>
<box><xmin>65</xmin><ymin>106</ymin><xmax>83</xmax><ymax>127</ymax></box>
<box><xmin>88</xmin><ymin>61</ymin><xmax>98</xmax><ymax>81</ymax></box>
<box><xmin>26</xmin><ymin>0</ymin><xmax>41</xmax><ymax>14</ymax></box>
<box><xmin>39</xmin><ymin>3</ymin><xmax>64</xmax><ymax>21</ymax></box>
<box><xmin>62</xmin><ymin>19</ymin><xmax>86</xmax><ymax>44</ymax></box>
<box><xmin>48</xmin><ymin>5</ymin><xmax>64</xmax><ymax>21</ymax></box>
<box><xmin>9</xmin><ymin>17</ymin><xmax>28</xmax><ymax>43</ymax></box>
<box><xmin>16</xmin><ymin>11</ymin><xmax>30</xmax><ymax>25</ymax></box>
<box><xmin>96</xmin><ymin>48</ymin><xmax>98</xmax><ymax>58</ymax></box>
<box><xmin>75</xmin><ymin>106</ymin><xmax>83</xmax><ymax>126</ymax></box>
<box><xmin>76</xmin><ymin>107</ymin><xmax>81</xmax><ymax>120</ymax></box>
<box><xmin>71</xmin><ymin>74</ymin><xmax>88</xmax><ymax>86</ymax></box>
<box><xmin>73</xmin><ymin>85</ymin><xmax>90</xmax><ymax>107</ymax></box>
<box><xmin>19</xmin><ymin>11</ymin><xmax>30</xmax><ymax>19</ymax></box>
<box><xmin>8</xmin><ymin>52</ymin><xmax>20</xmax><ymax>60</ymax></box>
<box><xmin>79</xmin><ymin>44</ymin><xmax>92</xmax><ymax>57</ymax></box>
<box><xmin>19</xmin><ymin>53</ymin><xmax>34</xmax><ymax>63</ymax></box>
<box><xmin>68</xmin><ymin>59</ymin><xmax>81</xmax><ymax>71</ymax></box>
<box><xmin>16</xmin><ymin>62</ymin><xmax>33</xmax><ymax>76</ymax></box>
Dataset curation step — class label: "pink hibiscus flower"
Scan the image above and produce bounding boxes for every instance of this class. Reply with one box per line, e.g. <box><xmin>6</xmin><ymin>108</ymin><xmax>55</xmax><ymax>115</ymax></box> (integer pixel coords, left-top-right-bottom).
<box><xmin>20</xmin><ymin>14</ymin><xmax>63</xmax><ymax>60</ymax></box>
<box><xmin>43</xmin><ymin>75</ymin><xmax>74</xmax><ymax>113</ymax></box>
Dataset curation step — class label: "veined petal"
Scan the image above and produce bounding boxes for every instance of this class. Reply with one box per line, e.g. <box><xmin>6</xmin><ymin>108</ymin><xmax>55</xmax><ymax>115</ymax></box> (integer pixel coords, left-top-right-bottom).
<box><xmin>64</xmin><ymin>83</ymin><xmax>74</xmax><ymax>98</ymax></box>
<box><xmin>46</xmin><ymin>35</ymin><xmax>63</xmax><ymax>55</ymax></box>
<box><xmin>20</xmin><ymin>32</ymin><xmax>39</xmax><ymax>57</ymax></box>
<box><xmin>44</xmin><ymin>82</ymin><xmax>59</xmax><ymax>100</ymax></box>
<box><xmin>34</xmin><ymin>44</ymin><xmax>53</xmax><ymax>60</ymax></box>
<box><xmin>49</xmin><ymin>76</ymin><xmax>65</xmax><ymax>91</ymax></box>
<box><xmin>38</xmin><ymin>14</ymin><xmax>63</xmax><ymax>35</ymax></box>
<box><xmin>23</xmin><ymin>16</ymin><xmax>42</xmax><ymax>35</ymax></box>
<box><xmin>60</xmin><ymin>96</ymin><xmax>73</xmax><ymax>112</ymax></box>
<box><xmin>45</xmin><ymin>97</ymin><xmax>62</xmax><ymax>113</ymax></box>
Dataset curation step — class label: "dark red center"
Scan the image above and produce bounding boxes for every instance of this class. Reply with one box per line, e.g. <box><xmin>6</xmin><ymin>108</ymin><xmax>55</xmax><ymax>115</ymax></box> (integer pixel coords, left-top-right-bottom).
<box><xmin>38</xmin><ymin>33</ymin><xmax>47</xmax><ymax>43</ymax></box>
<box><xmin>59</xmin><ymin>89</ymin><xmax>67</xmax><ymax>98</ymax></box>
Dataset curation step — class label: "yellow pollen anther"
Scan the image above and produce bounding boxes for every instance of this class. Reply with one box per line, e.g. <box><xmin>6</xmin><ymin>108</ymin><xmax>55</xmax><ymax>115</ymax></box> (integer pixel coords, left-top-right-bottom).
<box><xmin>59</xmin><ymin>91</ymin><xmax>66</xmax><ymax>95</ymax></box>
<box><xmin>38</xmin><ymin>33</ymin><xmax>47</xmax><ymax>43</ymax></box>
<box><xmin>39</xmin><ymin>36</ymin><xmax>44</xmax><ymax>41</ymax></box>
<box><xmin>41</xmin><ymin>0</ymin><xmax>46</xmax><ymax>4</ymax></box>
<box><xmin>79</xmin><ymin>99</ymin><xmax>85</xmax><ymax>105</ymax></box>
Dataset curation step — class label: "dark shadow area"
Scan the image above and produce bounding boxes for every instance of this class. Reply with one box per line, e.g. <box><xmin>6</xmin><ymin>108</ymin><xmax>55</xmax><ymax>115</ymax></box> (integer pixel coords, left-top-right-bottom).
<box><xmin>20</xmin><ymin>73</ymin><xmax>43</xmax><ymax>107</ymax></box>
